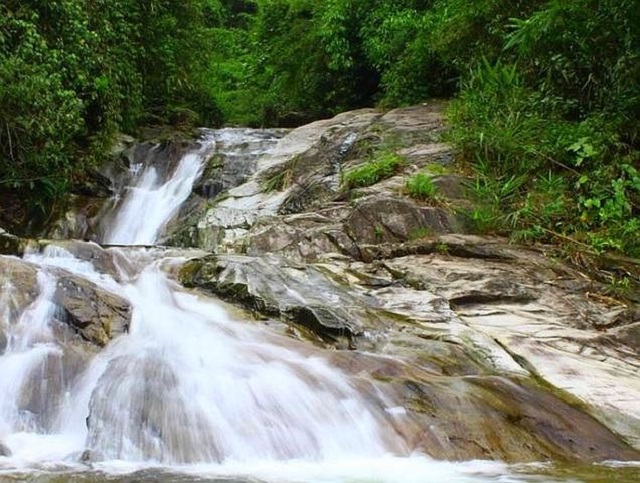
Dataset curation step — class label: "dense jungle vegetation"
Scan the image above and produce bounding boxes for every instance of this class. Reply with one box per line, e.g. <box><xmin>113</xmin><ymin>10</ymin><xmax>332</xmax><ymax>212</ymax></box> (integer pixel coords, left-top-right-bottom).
<box><xmin>1</xmin><ymin>0</ymin><xmax>639</xmax><ymax>258</ymax></box>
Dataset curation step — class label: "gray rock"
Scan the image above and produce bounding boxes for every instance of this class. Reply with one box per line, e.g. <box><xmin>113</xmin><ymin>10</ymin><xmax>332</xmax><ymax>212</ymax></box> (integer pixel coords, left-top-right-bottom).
<box><xmin>0</xmin><ymin>256</ymin><xmax>39</xmax><ymax>317</ymax></box>
<box><xmin>345</xmin><ymin>196</ymin><xmax>456</xmax><ymax>244</ymax></box>
<box><xmin>180</xmin><ymin>231</ymin><xmax>640</xmax><ymax>455</ymax></box>
<box><xmin>0</xmin><ymin>229</ymin><xmax>27</xmax><ymax>256</ymax></box>
<box><xmin>611</xmin><ymin>321</ymin><xmax>640</xmax><ymax>349</ymax></box>
<box><xmin>53</xmin><ymin>273</ymin><xmax>131</xmax><ymax>347</ymax></box>
<box><xmin>37</xmin><ymin>240</ymin><xmax>125</xmax><ymax>280</ymax></box>
<box><xmin>431</xmin><ymin>174</ymin><xmax>470</xmax><ymax>200</ymax></box>
<box><xmin>166</xmin><ymin>110</ymin><xmax>385</xmax><ymax>251</ymax></box>
<box><xmin>398</xmin><ymin>142</ymin><xmax>453</xmax><ymax>167</ymax></box>
<box><xmin>0</xmin><ymin>441</ymin><xmax>11</xmax><ymax>457</ymax></box>
<box><xmin>180</xmin><ymin>254</ymin><xmax>382</xmax><ymax>347</ymax></box>
<box><xmin>1</xmin><ymin>242</ymin><xmax>134</xmax><ymax>348</ymax></box>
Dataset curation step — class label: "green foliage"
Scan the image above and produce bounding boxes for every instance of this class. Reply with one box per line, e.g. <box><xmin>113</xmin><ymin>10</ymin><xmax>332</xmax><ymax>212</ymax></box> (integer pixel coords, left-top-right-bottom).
<box><xmin>206</xmin><ymin>24</ymin><xmax>262</xmax><ymax>126</ymax></box>
<box><xmin>504</xmin><ymin>0</ymin><xmax>640</xmax><ymax>120</ymax></box>
<box><xmin>405</xmin><ymin>173</ymin><xmax>437</xmax><ymax>201</ymax></box>
<box><xmin>343</xmin><ymin>152</ymin><xmax>405</xmax><ymax>189</ymax></box>
<box><xmin>1</xmin><ymin>1</ymin><xmax>107</xmax><ymax>197</ymax></box>
<box><xmin>250</xmin><ymin>0</ymin><xmax>335</xmax><ymax>124</ymax></box>
<box><xmin>425</xmin><ymin>164</ymin><xmax>451</xmax><ymax>175</ymax></box>
<box><xmin>462</xmin><ymin>165</ymin><xmax>527</xmax><ymax>234</ymax></box>
<box><xmin>449</xmin><ymin>60</ymin><xmax>550</xmax><ymax>174</ymax></box>
<box><xmin>137</xmin><ymin>0</ymin><xmax>224</xmax><ymax>126</ymax></box>
<box><xmin>213</xmin><ymin>0</ymin><xmax>460</xmax><ymax>124</ymax></box>
<box><xmin>435</xmin><ymin>241</ymin><xmax>450</xmax><ymax>254</ymax></box>
<box><xmin>1</xmin><ymin>0</ymin><xmax>638</xmax><ymax>258</ymax></box>
<box><xmin>440</xmin><ymin>0</ymin><xmax>639</xmax><ymax>258</ymax></box>
<box><xmin>0</xmin><ymin>0</ymin><xmax>224</xmax><ymax>206</ymax></box>
<box><xmin>446</xmin><ymin>0</ymin><xmax>640</xmax><ymax>257</ymax></box>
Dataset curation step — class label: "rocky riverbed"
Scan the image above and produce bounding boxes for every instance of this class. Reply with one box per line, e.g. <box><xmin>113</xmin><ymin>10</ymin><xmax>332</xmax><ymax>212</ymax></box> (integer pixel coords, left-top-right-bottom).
<box><xmin>2</xmin><ymin>102</ymin><xmax>639</xmax><ymax>465</ymax></box>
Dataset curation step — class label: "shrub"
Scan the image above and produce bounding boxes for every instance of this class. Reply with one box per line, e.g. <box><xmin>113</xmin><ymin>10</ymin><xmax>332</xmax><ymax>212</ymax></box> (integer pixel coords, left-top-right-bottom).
<box><xmin>449</xmin><ymin>56</ymin><xmax>640</xmax><ymax>256</ymax></box>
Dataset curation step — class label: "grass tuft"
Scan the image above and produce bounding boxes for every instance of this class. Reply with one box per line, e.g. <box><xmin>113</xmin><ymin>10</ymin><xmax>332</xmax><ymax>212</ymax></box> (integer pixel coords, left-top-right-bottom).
<box><xmin>343</xmin><ymin>152</ymin><xmax>405</xmax><ymax>189</ymax></box>
<box><xmin>406</xmin><ymin>173</ymin><xmax>437</xmax><ymax>201</ymax></box>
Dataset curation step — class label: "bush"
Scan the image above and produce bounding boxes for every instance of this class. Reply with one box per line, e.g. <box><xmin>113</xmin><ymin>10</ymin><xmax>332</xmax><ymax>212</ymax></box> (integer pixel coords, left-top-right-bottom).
<box><xmin>449</xmin><ymin>57</ymin><xmax>640</xmax><ymax>256</ymax></box>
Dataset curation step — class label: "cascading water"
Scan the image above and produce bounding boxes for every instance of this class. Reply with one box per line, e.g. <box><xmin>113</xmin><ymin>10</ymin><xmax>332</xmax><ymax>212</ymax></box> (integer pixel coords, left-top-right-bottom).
<box><xmin>0</xmin><ymin>271</ymin><xmax>61</xmax><ymax>437</ymax></box>
<box><xmin>0</xmin><ymin>130</ymin><xmax>538</xmax><ymax>482</ymax></box>
<box><xmin>102</xmin><ymin>134</ymin><xmax>215</xmax><ymax>245</ymax></box>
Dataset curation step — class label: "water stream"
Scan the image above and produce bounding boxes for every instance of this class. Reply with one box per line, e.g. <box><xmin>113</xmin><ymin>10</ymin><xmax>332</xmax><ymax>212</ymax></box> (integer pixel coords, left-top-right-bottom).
<box><xmin>0</xmin><ymin>131</ymin><xmax>637</xmax><ymax>482</ymax></box>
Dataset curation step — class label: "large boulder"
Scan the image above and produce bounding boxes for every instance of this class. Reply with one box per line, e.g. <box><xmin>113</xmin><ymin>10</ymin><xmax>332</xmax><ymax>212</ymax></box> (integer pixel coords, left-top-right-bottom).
<box><xmin>0</xmin><ymin>229</ymin><xmax>27</xmax><ymax>256</ymax></box>
<box><xmin>53</xmin><ymin>273</ymin><xmax>131</xmax><ymax>347</ymax></box>
<box><xmin>0</xmin><ymin>441</ymin><xmax>11</xmax><ymax>457</ymax></box>
<box><xmin>1</xmin><ymin>254</ymin><xmax>132</xmax><ymax>348</ymax></box>
<box><xmin>180</xmin><ymin>254</ymin><xmax>381</xmax><ymax>348</ymax></box>
<box><xmin>0</xmin><ymin>256</ymin><xmax>39</xmax><ymax>327</ymax></box>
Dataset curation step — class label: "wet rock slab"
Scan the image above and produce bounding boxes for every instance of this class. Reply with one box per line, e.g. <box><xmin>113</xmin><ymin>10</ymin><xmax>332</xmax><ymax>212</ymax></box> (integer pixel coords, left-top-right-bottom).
<box><xmin>180</xmin><ymin>254</ymin><xmax>380</xmax><ymax>347</ymax></box>
<box><xmin>329</xmin><ymin>349</ymin><xmax>639</xmax><ymax>462</ymax></box>
<box><xmin>370</xmin><ymin>237</ymin><xmax>640</xmax><ymax>449</ymax></box>
<box><xmin>165</xmin><ymin>101</ymin><xmax>640</xmax><ymax>459</ymax></box>
<box><xmin>180</xmin><ymin>234</ymin><xmax>640</xmax><ymax>460</ymax></box>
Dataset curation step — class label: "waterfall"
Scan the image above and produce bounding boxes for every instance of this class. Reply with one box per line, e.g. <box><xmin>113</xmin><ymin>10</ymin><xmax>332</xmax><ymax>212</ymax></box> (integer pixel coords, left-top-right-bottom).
<box><xmin>102</xmin><ymin>136</ymin><xmax>215</xmax><ymax>246</ymax></box>
<box><xmin>0</xmin><ymin>272</ymin><xmax>61</xmax><ymax>436</ymax></box>
<box><xmin>0</xmin><ymin>130</ymin><xmax>522</xmax><ymax>482</ymax></box>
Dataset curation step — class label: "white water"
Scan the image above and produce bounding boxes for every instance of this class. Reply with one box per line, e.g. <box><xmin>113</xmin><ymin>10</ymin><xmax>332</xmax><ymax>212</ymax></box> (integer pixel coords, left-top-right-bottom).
<box><xmin>0</xmin><ymin>272</ymin><xmax>61</xmax><ymax>437</ymax></box>
<box><xmin>0</xmin><ymin>130</ymin><xmax>541</xmax><ymax>482</ymax></box>
<box><xmin>4</xmin><ymin>248</ymin><xmax>398</xmax><ymax>463</ymax></box>
<box><xmin>103</xmin><ymin>137</ymin><xmax>215</xmax><ymax>246</ymax></box>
